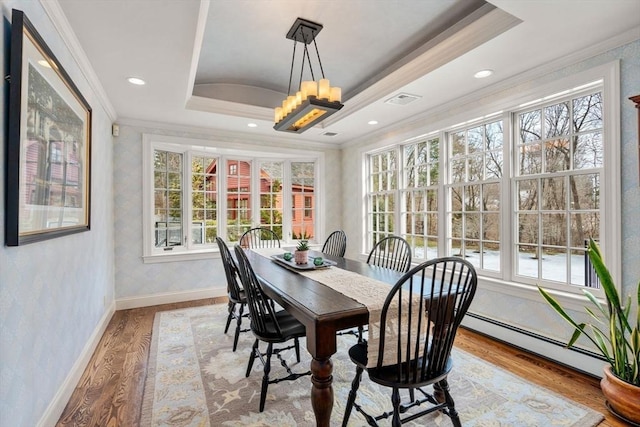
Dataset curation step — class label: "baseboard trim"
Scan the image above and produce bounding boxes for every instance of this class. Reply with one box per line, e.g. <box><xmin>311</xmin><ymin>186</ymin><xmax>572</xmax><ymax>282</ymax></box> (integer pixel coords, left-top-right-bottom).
<box><xmin>115</xmin><ymin>287</ymin><xmax>227</xmax><ymax>310</ymax></box>
<box><xmin>37</xmin><ymin>301</ymin><xmax>117</xmax><ymax>427</ymax></box>
<box><xmin>462</xmin><ymin>312</ymin><xmax>605</xmax><ymax>378</ymax></box>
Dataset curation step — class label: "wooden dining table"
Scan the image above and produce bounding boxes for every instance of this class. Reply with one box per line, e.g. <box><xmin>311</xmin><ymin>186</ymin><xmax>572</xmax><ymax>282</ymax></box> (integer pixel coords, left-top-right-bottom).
<box><xmin>243</xmin><ymin>248</ymin><xmax>405</xmax><ymax>427</ymax></box>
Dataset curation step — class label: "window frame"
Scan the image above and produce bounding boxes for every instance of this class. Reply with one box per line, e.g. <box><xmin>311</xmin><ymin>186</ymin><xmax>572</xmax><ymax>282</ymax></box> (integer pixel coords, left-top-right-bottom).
<box><xmin>142</xmin><ymin>134</ymin><xmax>324</xmax><ymax>263</ymax></box>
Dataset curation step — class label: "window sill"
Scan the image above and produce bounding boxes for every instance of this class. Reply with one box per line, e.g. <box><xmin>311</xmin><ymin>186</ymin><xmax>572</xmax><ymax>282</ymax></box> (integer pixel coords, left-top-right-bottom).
<box><xmin>143</xmin><ymin>249</ymin><xmax>220</xmax><ymax>264</ymax></box>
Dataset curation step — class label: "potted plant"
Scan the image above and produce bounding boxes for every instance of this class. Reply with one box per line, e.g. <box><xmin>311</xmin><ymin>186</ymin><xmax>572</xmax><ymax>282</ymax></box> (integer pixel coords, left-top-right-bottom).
<box><xmin>294</xmin><ymin>239</ymin><xmax>310</xmax><ymax>264</ymax></box>
<box><xmin>538</xmin><ymin>239</ymin><xmax>639</xmax><ymax>423</ymax></box>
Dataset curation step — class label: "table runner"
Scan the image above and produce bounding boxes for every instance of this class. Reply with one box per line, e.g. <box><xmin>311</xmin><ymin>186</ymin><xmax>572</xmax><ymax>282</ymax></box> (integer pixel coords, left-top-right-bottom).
<box><xmin>250</xmin><ymin>248</ymin><xmax>426</xmax><ymax>367</ymax></box>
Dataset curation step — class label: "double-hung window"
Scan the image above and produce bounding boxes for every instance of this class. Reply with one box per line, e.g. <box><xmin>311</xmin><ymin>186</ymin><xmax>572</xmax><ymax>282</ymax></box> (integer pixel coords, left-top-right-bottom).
<box><xmin>143</xmin><ymin>135</ymin><xmax>321</xmax><ymax>261</ymax></box>
<box><xmin>514</xmin><ymin>91</ymin><xmax>603</xmax><ymax>287</ymax></box>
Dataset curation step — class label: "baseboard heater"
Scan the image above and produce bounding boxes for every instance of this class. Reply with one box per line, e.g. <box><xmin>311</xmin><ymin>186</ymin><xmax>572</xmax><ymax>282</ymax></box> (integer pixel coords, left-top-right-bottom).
<box><xmin>462</xmin><ymin>311</ymin><xmax>605</xmax><ymax>379</ymax></box>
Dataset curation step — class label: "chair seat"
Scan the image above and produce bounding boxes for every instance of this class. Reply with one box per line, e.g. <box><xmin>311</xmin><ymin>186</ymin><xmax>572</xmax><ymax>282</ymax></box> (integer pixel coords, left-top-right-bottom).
<box><xmin>228</xmin><ymin>289</ymin><xmax>246</xmax><ymax>304</ymax></box>
<box><xmin>252</xmin><ymin>309</ymin><xmax>306</xmax><ymax>342</ymax></box>
<box><xmin>348</xmin><ymin>342</ymin><xmax>452</xmax><ymax>389</ymax></box>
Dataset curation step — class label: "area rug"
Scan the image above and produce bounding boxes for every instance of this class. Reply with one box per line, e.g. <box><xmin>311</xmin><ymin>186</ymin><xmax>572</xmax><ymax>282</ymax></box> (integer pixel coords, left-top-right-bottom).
<box><xmin>140</xmin><ymin>304</ymin><xmax>604</xmax><ymax>426</ymax></box>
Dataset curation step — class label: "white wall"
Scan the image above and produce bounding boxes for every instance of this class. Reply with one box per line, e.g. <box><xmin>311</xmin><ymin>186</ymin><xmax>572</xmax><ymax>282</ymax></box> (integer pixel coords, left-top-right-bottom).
<box><xmin>0</xmin><ymin>1</ymin><xmax>116</xmax><ymax>426</ymax></box>
<box><xmin>341</xmin><ymin>39</ymin><xmax>640</xmax><ymax>376</ymax></box>
<box><xmin>112</xmin><ymin>122</ymin><xmax>343</xmax><ymax>307</ymax></box>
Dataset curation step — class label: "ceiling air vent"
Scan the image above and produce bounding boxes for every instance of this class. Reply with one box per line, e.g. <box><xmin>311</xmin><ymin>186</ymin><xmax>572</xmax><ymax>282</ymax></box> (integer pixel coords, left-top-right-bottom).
<box><xmin>385</xmin><ymin>93</ymin><xmax>421</xmax><ymax>106</ymax></box>
<box><xmin>322</xmin><ymin>132</ymin><xmax>338</xmax><ymax>137</ymax></box>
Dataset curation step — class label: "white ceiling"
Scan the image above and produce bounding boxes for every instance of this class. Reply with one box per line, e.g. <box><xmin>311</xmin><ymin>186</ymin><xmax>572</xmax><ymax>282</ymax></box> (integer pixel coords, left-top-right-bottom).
<box><xmin>56</xmin><ymin>0</ymin><xmax>640</xmax><ymax>146</ymax></box>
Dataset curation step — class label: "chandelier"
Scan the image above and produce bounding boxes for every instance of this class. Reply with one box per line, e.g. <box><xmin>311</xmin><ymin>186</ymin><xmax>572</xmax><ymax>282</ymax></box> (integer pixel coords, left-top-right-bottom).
<box><xmin>273</xmin><ymin>18</ymin><xmax>343</xmax><ymax>133</ymax></box>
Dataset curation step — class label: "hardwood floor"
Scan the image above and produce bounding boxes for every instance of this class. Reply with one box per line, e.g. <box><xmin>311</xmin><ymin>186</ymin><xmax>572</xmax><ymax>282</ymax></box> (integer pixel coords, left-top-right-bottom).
<box><xmin>57</xmin><ymin>299</ymin><xmax>626</xmax><ymax>426</ymax></box>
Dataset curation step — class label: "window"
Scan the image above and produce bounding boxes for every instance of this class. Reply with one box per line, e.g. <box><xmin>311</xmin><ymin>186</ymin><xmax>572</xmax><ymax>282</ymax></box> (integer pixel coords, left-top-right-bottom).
<box><xmin>259</xmin><ymin>161</ymin><xmax>284</xmax><ymax>239</ymax></box>
<box><xmin>366</xmin><ymin>149</ymin><xmax>397</xmax><ymax>247</ymax></box>
<box><xmin>446</xmin><ymin>120</ymin><xmax>502</xmax><ymax>272</ymax></box>
<box><xmin>515</xmin><ymin>92</ymin><xmax>602</xmax><ymax>286</ymax></box>
<box><xmin>291</xmin><ymin>162</ymin><xmax>315</xmax><ymax>239</ymax></box>
<box><xmin>143</xmin><ymin>136</ymin><xmax>321</xmax><ymax>260</ymax></box>
<box><xmin>364</xmin><ymin>69</ymin><xmax>617</xmax><ymax>295</ymax></box>
<box><xmin>401</xmin><ymin>138</ymin><xmax>439</xmax><ymax>260</ymax></box>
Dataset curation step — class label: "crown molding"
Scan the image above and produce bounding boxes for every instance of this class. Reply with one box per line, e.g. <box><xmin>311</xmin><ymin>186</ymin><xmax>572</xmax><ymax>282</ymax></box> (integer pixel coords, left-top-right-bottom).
<box><xmin>40</xmin><ymin>0</ymin><xmax>117</xmax><ymax>121</ymax></box>
<box><xmin>115</xmin><ymin>117</ymin><xmax>341</xmax><ymax>151</ymax></box>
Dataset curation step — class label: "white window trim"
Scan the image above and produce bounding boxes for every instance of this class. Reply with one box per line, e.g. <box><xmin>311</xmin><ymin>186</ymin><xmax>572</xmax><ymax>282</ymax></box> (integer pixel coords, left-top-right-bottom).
<box><xmin>142</xmin><ymin>134</ymin><xmax>325</xmax><ymax>263</ymax></box>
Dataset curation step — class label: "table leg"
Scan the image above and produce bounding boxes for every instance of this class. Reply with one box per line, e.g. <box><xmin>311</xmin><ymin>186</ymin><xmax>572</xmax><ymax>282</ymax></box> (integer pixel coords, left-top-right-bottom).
<box><xmin>310</xmin><ymin>356</ymin><xmax>333</xmax><ymax>427</ymax></box>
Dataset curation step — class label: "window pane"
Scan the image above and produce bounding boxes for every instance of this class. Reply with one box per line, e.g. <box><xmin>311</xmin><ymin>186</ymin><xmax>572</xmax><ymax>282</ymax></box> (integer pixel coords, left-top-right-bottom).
<box><xmin>485</xmin><ymin>121</ymin><xmax>503</xmax><ymax>150</ymax></box>
<box><xmin>542</xmin><ymin>213</ymin><xmax>566</xmax><ymax>246</ymax></box>
<box><xmin>570</xmin><ymin>213</ymin><xmax>599</xmax><ymax>247</ymax></box>
<box><xmin>291</xmin><ymin>162</ymin><xmax>315</xmax><ymax>239</ymax></box>
<box><xmin>483</xmin><ymin>183</ymin><xmax>500</xmax><ymax>211</ymax></box>
<box><xmin>483</xmin><ymin>241</ymin><xmax>500</xmax><ymax>271</ymax></box>
<box><xmin>467</xmin><ymin>126</ymin><xmax>483</xmax><ymax>154</ymax></box>
<box><xmin>468</xmin><ymin>155</ymin><xmax>483</xmax><ymax>181</ymax></box>
<box><xmin>517</xmin><ymin>179</ymin><xmax>538</xmax><ymax>210</ymax></box>
<box><xmin>573</xmin><ymin>93</ymin><xmax>602</xmax><ymax>132</ymax></box>
<box><xmin>544</xmin><ymin>102</ymin><xmax>570</xmax><ymax>137</ymax></box>
<box><xmin>483</xmin><ymin>213</ymin><xmax>500</xmax><ymax>241</ymax></box>
<box><xmin>545</xmin><ymin>139</ymin><xmax>570</xmax><ymax>173</ymax></box>
<box><xmin>450</xmin><ymin>159</ymin><xmax>465</xmax><ymax>183</ymax></box>
<box><xmin>519</xmin><ymin>110</ymin><xmax>541</xmax><ymax>142</ymax></box>
<box><xmin>191</xmin><ymin>155</ymin><xmax>217</xmax><ymax>244</ymax></box>
<box><xmin>451</xmin><ymin>131</ymin><xmax>465</xmax><ymax>156</ymax></box>
<box><xmin>574</xmin><ymin>132</ymin><xmax>603</xmax><ymax>169</ymax></box>
<box><xmin>485</xmin><ymin>150</ymin><xmax>503</xmax><ymax>179</ymax></box>
<box><xmin>260</xmin><ymin>161</ymin><xmax>284</xmax><ymax>240</ymax></box>
<box><xmin>154</xmin><ymin>149</ymin><xmax>183</xmax><ymax>248</ymax></box>
<box><xmin>517</xmin><ymin>245</ymin><xmax>538</xmax><ymax>278</ymax></box>
<box><xmin>570</xmin><ymin>173</ymin><xmax>599</xmax><ymax>210</ymax></box>
<box><xmin>541</xmin><ymin>177</ymin><xmax>565</xmax><ymax>210</ymax></box>
<box><xmin>226</xmin><ymin>159</ymin><xmax>251</xmax><ymax>242</ymax></box>
<box><xmin>518</xmin><ymin>213</ymin><xmax>539</xmax><ymax>244</ymax></box>
<box><xmin>519</xmin><ymin>143</ymin><xmax>542</xmax><ymax>175</ymax></box>
<box><xmin>542</xmin><ymin>247</ymin><xmax>567</xmax><ymax>282</ymax></box>
<box><xmin>465</xmin><ymin>213</ymin><xmax>480</xmax><ymax>239</ymax></box>
<box><xmin>465</xmin><ymin>185</ymin><xmax>480</xmax><ymax>211</ymax></box>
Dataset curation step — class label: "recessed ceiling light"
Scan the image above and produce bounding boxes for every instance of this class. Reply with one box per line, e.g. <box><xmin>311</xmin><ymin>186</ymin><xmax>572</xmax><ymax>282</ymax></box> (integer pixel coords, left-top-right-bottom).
<box><xmin>474</xmin><ymin>69</ymin><xmax>494</xmax><ymax>79</ymax></box>
<box><xmin>127</xmin><ymin>77</ymin><xmax>146</xmax><ymax>85</ymax></box>
<box><xmin>247</xmin><ymin>123</ymin><xmax>257</xmax><ymax>128</ymax></box>
<box><xmin>368</xmin><ymin>120</ymin><xmax>378</xmax><ymax>125</ymax></box>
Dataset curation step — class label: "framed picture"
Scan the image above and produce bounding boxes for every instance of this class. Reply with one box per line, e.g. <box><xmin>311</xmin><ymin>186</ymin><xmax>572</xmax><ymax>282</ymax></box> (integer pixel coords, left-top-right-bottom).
<box><xmin>6</xmin><ymin>9</ymin><xmax>92</xmax><ymax>246</ymax></box>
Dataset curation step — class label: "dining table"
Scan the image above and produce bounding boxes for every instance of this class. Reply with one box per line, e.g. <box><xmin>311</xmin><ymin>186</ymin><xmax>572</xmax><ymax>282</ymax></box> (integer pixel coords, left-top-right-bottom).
<box><xmin>243</xmin><ymin>248</ymin><xmax>405</xmax><ymax>427</ymax></box>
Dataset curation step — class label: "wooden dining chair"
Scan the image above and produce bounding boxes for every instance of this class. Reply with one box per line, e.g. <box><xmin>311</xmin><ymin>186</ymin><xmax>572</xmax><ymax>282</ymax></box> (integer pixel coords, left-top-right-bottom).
<box><xmin>233</xmin><ymin>245</ymin><xmax>311</xmax><ymax>412</ymax></box>
<box><xmin>321</xmin><ymin>230</ymin><xmax>347</xmax><ymax>257</ymax></box>
<box><xmin>239</xmin><ymin>227</ymin><xmax>281</xmax><ymax>249</ymax></box>
<box><xmin>216</xmin><ymin>237</ymin><xmax>250</xmax><ymax>351</ymax></box>
<box><xmin>367</xmin><ymin>235</ymin><xmax>412</xmax><ymax>273</ymax></box>
<box><xmin>342</xmin><ymin>257</ymin><xmax>478</xmax><ymax>427</ymax></box>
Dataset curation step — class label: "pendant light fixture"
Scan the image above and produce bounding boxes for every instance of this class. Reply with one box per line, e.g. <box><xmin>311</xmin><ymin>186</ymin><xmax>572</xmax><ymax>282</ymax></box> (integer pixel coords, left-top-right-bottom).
<box><xmin>273</xmin><ymin>18</ymin><xmax>343</xmax><ymax>133</ymax></box>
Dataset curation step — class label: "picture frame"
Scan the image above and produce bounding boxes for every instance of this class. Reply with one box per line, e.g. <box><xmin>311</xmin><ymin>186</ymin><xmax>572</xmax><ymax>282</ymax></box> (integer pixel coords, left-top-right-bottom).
<box><xmin>6</xmin><ymin>9</ymin><xmax>92</xmax><ymax>246</ymax></box>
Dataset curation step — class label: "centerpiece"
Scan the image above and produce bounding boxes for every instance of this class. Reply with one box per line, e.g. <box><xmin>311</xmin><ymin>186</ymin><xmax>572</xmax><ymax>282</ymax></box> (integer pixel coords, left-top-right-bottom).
<box><xmin>294</xmin><ymin>239</ymin><xmax>310</xmax><ymax>265</ymax></box>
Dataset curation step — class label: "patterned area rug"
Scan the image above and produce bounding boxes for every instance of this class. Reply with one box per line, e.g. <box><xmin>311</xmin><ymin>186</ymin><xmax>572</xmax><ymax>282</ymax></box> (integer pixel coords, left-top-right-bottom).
<box><xmin>140</xmin><ymin>304</ymin><xmax>604</xmax><ymax>426</ymax></box>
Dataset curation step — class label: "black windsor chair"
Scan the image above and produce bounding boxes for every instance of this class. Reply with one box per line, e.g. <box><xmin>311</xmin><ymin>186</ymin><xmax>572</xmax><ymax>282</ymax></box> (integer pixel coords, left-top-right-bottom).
<box><xmin>216</xmin><ymin>237</ymin><xmax>250</xmax><ymax>352</ymax></box>
<box><xmin>239</xmin><ymin>227</ymin><xmax>281</xmax><ymax>249</ymax></box>
<box><xmin>321</xmin><ymin>230</ymin><xmax>347</xmax><ymax>257</ymax></box>
<box><xmin>343</xmin><ymin>235</ymin><xmax>413</xmax><ymax>342</ymax></box>
<box><xmin>341</xmin><ymin>257</ymin><xmax>478</xmax><ymax>427</ymax></box>
<box><xmin>367</xmin><ymin>235</ymin><xmax>412</xmax><ymax>273</ymax></box>
<box><xmin>233</xmin><ymin>245</ymin><xmax>311</xmax><ymax>412</ymax></box>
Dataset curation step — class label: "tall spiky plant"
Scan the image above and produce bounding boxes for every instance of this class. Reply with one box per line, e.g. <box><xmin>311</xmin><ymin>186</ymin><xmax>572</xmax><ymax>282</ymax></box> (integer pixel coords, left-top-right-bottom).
<box><xmin>538</xmin><ymin>239</ymin><xmax>639</xmax><ymax>385</ymax></box>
